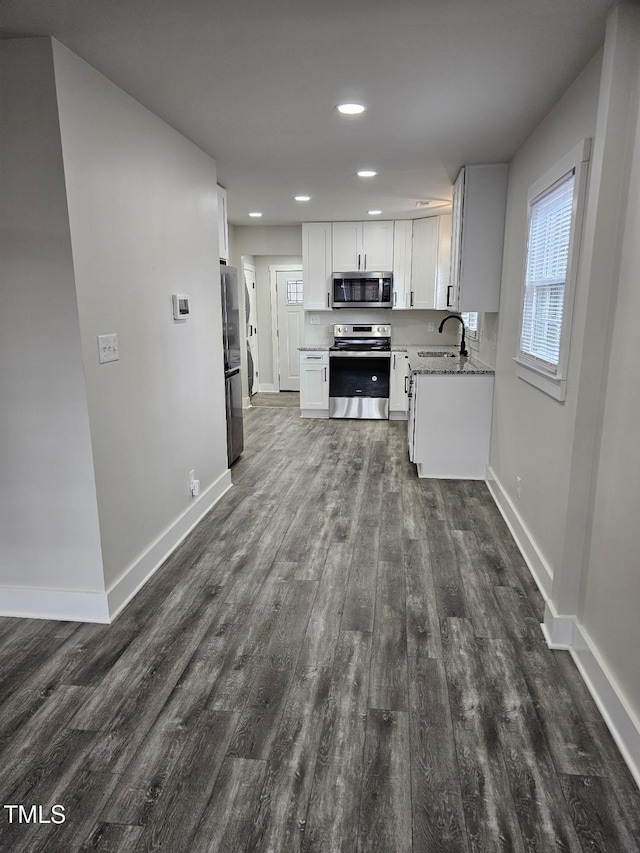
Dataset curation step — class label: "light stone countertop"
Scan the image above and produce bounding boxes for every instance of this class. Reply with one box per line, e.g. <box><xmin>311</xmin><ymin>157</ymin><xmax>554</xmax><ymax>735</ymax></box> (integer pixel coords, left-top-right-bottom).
<box><xmin>298</xmin><ymin>346</ymin><xmax>330</xmax><ymax>351</ymax></box>
<box><xmin>407</xmin><ymin>346</ymin><xmax>495</xmax><ymax>375</ymax></box>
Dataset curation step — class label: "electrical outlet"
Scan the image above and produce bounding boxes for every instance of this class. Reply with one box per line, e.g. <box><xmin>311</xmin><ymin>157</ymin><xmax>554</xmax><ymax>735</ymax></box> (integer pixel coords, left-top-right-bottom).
<box><xmin>309</xmin><ymin>315</ymin><xmax>320</xmax><ymax>325</ymax></box>
<box><xmin>189</xmin><ymin>469</ymin><xmax>195</xmax><ymax>488</ymax></box>
<box><xmin>516</xmin><ymin>475</ymin><xmax>522</xmax><ymax>499</ymax></box>
<box><xmin>97</xmin><ymin>334</ymin><xmax>119</xmax><ymax>364</ymax></box>
<box><xmin>426</xmin><ymin>322</ymin><xmax>436</xmax><ymax>332</ymax></box>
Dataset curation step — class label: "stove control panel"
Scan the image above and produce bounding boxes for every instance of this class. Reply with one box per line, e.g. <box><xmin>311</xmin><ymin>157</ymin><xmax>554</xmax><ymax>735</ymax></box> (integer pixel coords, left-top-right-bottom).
<box><xmin>333</xmin><ymin>324</ymin><xmax>391</xmax><ymax>339</ymax></box>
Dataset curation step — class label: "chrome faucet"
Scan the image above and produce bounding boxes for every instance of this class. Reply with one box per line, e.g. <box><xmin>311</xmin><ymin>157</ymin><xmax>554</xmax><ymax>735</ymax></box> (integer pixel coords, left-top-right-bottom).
<box><xmin>438</xmin><ymin>314</ymin><xmax>468</xmax><ymax>357</ymax></box>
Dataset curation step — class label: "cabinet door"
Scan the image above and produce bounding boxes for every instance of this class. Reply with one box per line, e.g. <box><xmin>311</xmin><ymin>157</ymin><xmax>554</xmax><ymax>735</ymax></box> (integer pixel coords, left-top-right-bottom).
<box><xmin>392</xmin><ymin>221</ymin><xmax>412</xmax><ymax>309</ymax></box>
<box><xmin>332</xmin><ymin>222</ymin><xmax>362</xmax><ymax>271</ymax></box>
<box><xmin>407</xmin><ymin>373</ymin><xmax>417</xmax><ymax>460</ymax></box>
<box><xmin>390</xmin><ymin>352</ymin><xmax>410</xmax><ymax>413</ymax></box>
<box><xmin>447</xmin><ymin>170</ymin><xmax>464</xmax><ymax>310</ymax></box>
<box><xmin>217</xmin><ymin>186</ymin><xmax>229</xmax><ymax>262</ymax></box>
<box><xmin>457</xmin><ymin>164</ymin><xmax>508</xmax><ymax>312</ymax></box>
<box><xmin>410</xmin><ymin>217</ymin><xmax>438</xmax><ymax>309</ymax></box>
<box><xmin>300</xmin><ymin>362</ymin><xmax>329</xmax><ymax>410</ymax></box>
<box><xmin>362</xmin><ymin>221</ymin><xmax>394</xmax><ymax>270</ymax></box>
<box><xmin>435</xmin><ymin>214</ymin><xmax>452</xmax><ymax>310</ymax></box>
<box><xmin>303</xmin><ymin>223</ymin><xmax>332</xmax><ymax>310</ymax></box>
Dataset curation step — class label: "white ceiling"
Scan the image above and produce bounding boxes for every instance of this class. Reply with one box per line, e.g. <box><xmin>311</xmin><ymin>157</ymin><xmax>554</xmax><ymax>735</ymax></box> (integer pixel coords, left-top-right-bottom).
<box><xmin>1</xmin><ymin>0</ymin><xmax>611</xmax><ymax>226</ymax></box>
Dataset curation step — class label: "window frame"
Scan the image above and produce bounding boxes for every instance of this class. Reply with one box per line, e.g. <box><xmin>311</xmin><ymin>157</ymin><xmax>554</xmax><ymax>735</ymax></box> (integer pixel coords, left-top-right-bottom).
<box><xmin>513</xmin><ymin>138</ymin><xmax>591</xmax><ymax>402</ymax></box>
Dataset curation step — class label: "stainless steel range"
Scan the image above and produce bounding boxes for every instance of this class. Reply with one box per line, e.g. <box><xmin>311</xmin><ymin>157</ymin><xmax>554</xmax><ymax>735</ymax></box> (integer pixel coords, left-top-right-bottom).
<box><xmin>329</xmin><ymin>324</ymin><xmax>391</xmax><ymax>419</ymax></box>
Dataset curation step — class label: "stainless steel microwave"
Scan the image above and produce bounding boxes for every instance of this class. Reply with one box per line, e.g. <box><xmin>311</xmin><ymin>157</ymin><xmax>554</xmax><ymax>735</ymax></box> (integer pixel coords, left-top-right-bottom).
<box><xmin>331</xmin><ymin>271</ymin><xmax>393</xmax><ymax>308</ymax></box>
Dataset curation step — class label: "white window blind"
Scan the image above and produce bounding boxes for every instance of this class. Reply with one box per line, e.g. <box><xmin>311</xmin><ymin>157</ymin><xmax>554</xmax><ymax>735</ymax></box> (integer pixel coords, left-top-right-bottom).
<box><xmin>519</xmin><ymin>170</ymin><xmax>575</xmax><ymax>371</ymax></box>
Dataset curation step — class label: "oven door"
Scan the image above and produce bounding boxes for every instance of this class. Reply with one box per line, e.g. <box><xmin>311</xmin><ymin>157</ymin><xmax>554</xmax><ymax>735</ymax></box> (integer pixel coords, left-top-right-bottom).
<box><xmin>329</xmin><ymin>352</ymin><xmax>390</xmax><ymax>419</ymax></box>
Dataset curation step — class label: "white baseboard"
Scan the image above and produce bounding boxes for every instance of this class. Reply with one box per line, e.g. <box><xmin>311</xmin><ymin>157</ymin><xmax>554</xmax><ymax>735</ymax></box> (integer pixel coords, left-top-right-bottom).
<box><xmin>0</xmin><ymin>587</ymin><xmax>110</xmax><ymax>623</ymax></box>
<box><xmin>485</xmin><ymin>465</ymin><xmax>553</xmax><ymax>600</ymax></box>
<box><xmin>107</xmin><ymin>469</ymin><xmax>232</xmax><ymax>621</ymax></box>
<box><xmin>300</xmin><ymin>409</ymin><xmax>329</xmax><ymax>419</ymax></box>
<box><xmin>543</xmin><ymin>602</ymin><xmax>640</xmax><ymax>789</ymax></box>
<box><xmin>257</xmin><ymin>383</ymin><xmax>276</xmax><ymax>393</ymax></box>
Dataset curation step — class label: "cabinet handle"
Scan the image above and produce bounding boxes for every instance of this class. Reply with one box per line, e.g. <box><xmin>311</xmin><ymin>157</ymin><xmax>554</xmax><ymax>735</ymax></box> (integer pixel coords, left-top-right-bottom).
<box><xmin>364</xmin><ymin>254</ymin><xmax>367</xmax><ymax>269</ymax></box>
<box><xmin>410</xmin><ymin>291</ymin><xmax>414</xmax><ymax>307</ymax></box>
<box><xmin>324</xmin><ymin>366</ymin><xmax>327</xmax><ymax>381</ymax></box>
<box><xmin>404</xmin><ymin>375</ymin><xmax>409</xmax><ymax>394</ymax></box>
<box><xmin>393</xmin><ymin>353</ymin><xmax>396</xmax><ymax>369</ymax></box>
<box><xmin>447</xmin><ymin>285</ymin><xmax>453</xmax><ymax>307</ymax></box>
<box><xmin>393</xmin><ymin>291</ymin><xmax>397</xmax><ymax>307</ymax></box>
<box><xmin>307</xmin><ymin>355</ymin><xmax>322</xmax><ymax>360</ymax></box>
<box><xmin>327</xmin><ymin>292</ymin><xmax>330</xmax><ymax>308</ymax></box>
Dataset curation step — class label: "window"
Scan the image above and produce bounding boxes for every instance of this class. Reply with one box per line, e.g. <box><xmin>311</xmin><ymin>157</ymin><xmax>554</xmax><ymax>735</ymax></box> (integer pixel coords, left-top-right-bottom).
<box><xmin>514</xmin><ymin>139</ymin><xmax>590</xmax><ymax>401</ymax></box>
<box><xmin>461</xmin><ymin>312</ymin><xmax>478</xmax><ymax>340</ymax></box>
<box><xmin>286</xmin><ymin>279</ymin><xmax>304</xmax><ymax>305</ymax></box>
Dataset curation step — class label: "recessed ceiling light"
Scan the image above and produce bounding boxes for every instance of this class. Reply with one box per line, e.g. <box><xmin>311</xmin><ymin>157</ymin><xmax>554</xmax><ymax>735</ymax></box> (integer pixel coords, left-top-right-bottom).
<box><xmin>249</xmin><ymin>211</ymin><xmax>262</xmax><ymax>218</ymax></box>
<box><xmin>368</xmin><ymin>209</ymin><xmax>382</xmax><ymax>216</ymax></box>
<box><xmin>336</xmin><ymin>103</ymin><xmax>365</xmax><ymax>115</ymax></box>
<box><xmin>357</xmin><ymin>170</ymin><xmax>377</xmax><ymax>178</ymax></box>
<box><xmin>294</xmin><ymin>195</ymin><xmax>311</xmax><ymax>202</ymax></box>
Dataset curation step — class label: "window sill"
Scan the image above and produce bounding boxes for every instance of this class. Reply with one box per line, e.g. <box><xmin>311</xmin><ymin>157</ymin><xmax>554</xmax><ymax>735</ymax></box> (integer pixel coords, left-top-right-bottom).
<box><xmin>513</xmin><ymin>357</ymin><xmax>566</xmax><ymax>401</ymax></box>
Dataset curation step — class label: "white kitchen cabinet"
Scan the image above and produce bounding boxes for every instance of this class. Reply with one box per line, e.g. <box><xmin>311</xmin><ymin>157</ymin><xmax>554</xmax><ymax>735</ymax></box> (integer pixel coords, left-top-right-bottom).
<box><xmin>217</xmin><ymin>185</ymin><xmax>229</xmax><ymax>262</ymax></box>
<box><xmin>447</xmin><ymin>164</ymin><xmax>509</xmax><ymax>312</ymax></box>
<box><xmin>300</xmin><ymin>350</ymin><xmax>329</xmax><ymax>417</ymax></box>
<box><xmin>410</xmin><ymin>372</ymin><xmax>494</xmax><ymax>478</ymax></box>
<box><xmin>332</xmin><ymin>221</ymin><xmax>394</xmax><ymax>271</ymax></box>
<box><xmin>302</xmin><ymin>223</ymin><xmax>332</xmax><ymax>310</ymax></box>
<box><xmin>389</xmin><ymin>351</ymin><xmax>410</xmax><ymax>418</ymax></box>
<box><xmin>392</xmin><ymin>220</ymin><xmax>413</xmax><ymax>309</ymax></box>
<box><xmin>409</xmin><ymin>215</ymin><xmax>452</xmax><ymax>310</ymax></box>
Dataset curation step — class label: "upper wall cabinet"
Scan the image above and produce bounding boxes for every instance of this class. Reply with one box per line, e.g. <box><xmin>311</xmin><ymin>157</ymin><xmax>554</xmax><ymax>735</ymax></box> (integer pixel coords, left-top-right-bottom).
<box><xmin>332</xmin><ymin>221</ymin><xmax>394</xmax><ymax>271</ymax></box>
<box><xmin>411</xmin><ymin>215</ymin><xmax>451</xmax><ymax>310</ymax></box>
<box><xmin>393</xmin><ymin>216</ymin><xmax>451</xmax><ymax>310</ymax></box>
<box><xmin>217</xmin><ymin>185</ymin><xmax>229</xmax><ymax>262</ymax></box>
<box><xmin>302</xmin><ymin>222</ymin><xmax>333</xmax><ymax>310</ymax></box>
<box><xmin>447</xmin><ymin>164</ymin><xmax>509</xmax><ymax>312</ymax></box>
<box><xmin>392</xmin><ymin>220</ymin><xmax>413</xmax><ymax>308</ymax></box>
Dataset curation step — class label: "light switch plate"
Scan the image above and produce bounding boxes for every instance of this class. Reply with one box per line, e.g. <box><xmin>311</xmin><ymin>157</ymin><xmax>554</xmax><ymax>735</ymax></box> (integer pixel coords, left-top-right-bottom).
<box><xmin>309</xmin><ymin>314</ymin><xmax>320</xmax><ymax>325</ymax></box>
<box><xmin>98</xmin><ymin>333</ymin><xmax>119</xmax><ymax>364</ymax></box>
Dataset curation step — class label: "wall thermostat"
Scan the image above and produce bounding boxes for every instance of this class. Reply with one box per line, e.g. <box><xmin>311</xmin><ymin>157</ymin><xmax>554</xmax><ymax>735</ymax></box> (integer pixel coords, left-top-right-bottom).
<box><xmin>172</xmin><ymin>294</ymin><xmax>191</xmax><ymax>320</ymax></box>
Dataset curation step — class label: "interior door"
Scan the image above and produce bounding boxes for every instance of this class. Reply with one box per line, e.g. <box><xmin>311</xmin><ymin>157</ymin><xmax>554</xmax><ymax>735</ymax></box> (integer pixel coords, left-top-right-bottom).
<box><xmin>276</xmin><ymin>269</ymin><xmax>304</xmax><ymax>391</ymax></box>
<box><xmin>243</xmin><ymin>263</ymin><xmax>259</xmax><ymax>396</ymax></box>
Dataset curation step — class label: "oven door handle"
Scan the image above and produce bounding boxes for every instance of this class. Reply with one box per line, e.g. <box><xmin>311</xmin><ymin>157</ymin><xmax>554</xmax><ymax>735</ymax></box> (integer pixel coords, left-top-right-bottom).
<box><xmin>329</xmin><ymin>351</ymin><xmax>391</xmax><ymax>358</ymax></box>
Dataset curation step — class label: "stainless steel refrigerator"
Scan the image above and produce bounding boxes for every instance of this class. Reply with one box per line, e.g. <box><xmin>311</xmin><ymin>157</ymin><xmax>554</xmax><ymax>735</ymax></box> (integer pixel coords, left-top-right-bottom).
<box><xmin>221</xmin><ymin>265</ymin><xmax>244</xmax><ymax>465</ymax></box>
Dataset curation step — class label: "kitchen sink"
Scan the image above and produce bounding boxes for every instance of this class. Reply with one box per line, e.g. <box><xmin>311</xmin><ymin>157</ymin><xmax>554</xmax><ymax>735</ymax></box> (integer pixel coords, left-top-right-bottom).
<box><xmin>417</xmin><ymin>350</ymin><xmax>458</xmax><ymax>358</ymax></box>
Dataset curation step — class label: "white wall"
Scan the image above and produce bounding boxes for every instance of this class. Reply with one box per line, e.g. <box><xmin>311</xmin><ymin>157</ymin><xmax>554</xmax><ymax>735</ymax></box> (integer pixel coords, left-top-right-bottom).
<box><xmin>233</xmin><ymin>225</ymin><xmax>302</xmax><ymax>258</ymax></box>
<box><xmin>489</xmin><ymin>51</ymin><xmax>602</xmax><ymax>583</ymax></box>
<box><xmin>489</xmin><ymin>2</ymin><xmax>640</xmax><ymax>783</ymax></box>
<box><xmin>0</xmin><ymin>40</ymin><xmax>105</xmax><ymax>596</ymax></box>
<box><xmin>580</xmin><ymin>20</ymin><xmax>640</xmax><ymax>722</ymax></box>
<box><xmin>583</xmin><ymin>97</ymin><xmax>640</xmax><ymax>710</ymax></box>
<box><xmin>52</xmin><ymin>41</ymin><xmax>229</xmax><ymax>592</ymax></box>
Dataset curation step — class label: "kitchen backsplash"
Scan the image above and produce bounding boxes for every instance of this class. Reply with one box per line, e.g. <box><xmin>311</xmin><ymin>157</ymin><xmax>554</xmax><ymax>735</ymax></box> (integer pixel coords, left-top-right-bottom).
<box><xmin>304</xmin><ymin>308</ymin><xmax>462</xmax><ymax>347</ymax></box>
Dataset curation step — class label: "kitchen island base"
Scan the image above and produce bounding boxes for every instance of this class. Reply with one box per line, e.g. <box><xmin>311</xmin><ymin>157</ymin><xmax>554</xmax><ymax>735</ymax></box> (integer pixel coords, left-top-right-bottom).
<box><xmin>410</xmin><ymin>372</ymin><xmax>494</xmax><ymax>480</ymax></box>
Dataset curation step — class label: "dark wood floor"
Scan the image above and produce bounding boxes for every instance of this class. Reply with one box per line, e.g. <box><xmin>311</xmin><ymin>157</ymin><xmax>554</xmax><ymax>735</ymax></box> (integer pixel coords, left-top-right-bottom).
<box><xmin>0</xmin><ymin>409</ymin><xmax>639</xmax><ymax>852</ymax></box>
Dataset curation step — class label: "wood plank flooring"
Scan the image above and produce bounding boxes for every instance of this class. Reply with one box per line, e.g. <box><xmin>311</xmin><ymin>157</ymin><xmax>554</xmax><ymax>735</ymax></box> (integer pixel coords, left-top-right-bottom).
<box><xmin>0</xmin><ymin>408</ymin><xmax>639</xmax><ymax>852</ymax></box>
